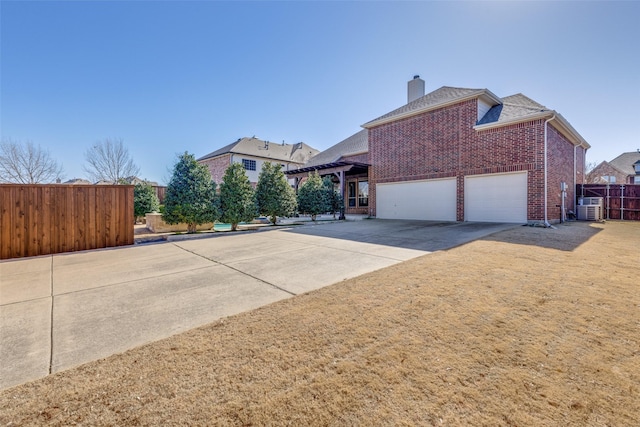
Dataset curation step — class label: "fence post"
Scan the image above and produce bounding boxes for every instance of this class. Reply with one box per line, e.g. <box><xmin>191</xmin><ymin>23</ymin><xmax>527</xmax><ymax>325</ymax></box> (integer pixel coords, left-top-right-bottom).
<box><xmin>605</xmin><ymin>183</ymin><xmax>610</xmax><ymax>220</ymax></box>
<box><xmin>620</xmin><ymin>184</ymin><xmax>625</xmax><ymax>221</ymax></box>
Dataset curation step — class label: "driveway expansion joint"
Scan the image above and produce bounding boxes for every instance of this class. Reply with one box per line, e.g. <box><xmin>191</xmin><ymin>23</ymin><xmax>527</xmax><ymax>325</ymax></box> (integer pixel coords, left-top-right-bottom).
<box><xmin>49</xmin><ymin>255</ymin><xmax>54</xmax><ymax>375</ymax></box>
<box><xmin>172</xmin><ymin>243</ymin><xmax>297</xmax><ymax>297</ymax></box>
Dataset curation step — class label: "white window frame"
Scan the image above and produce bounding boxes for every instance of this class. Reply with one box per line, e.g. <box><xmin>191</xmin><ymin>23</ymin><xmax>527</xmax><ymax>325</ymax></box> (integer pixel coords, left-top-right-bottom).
<box><xmin>242</xmin><ymin>159</ymin><xmax>256</xmax><ymax>171</ymax></box>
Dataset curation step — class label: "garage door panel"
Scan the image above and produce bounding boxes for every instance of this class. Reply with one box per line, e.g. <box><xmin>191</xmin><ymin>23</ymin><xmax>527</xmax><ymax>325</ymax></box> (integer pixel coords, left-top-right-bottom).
<box><xmin>377</xmin><ymin>179</ymin><xmax>456</xmax><ymax>221</ymax></box>
<box><xmin>464</xmin><ymin>172</ymin><xmax>527</xmax><ymax>223</ymax></box>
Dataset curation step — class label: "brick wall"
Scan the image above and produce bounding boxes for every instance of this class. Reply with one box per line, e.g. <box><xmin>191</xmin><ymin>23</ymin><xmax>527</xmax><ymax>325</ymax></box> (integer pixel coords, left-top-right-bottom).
<box><xmin>547</xmin><ymin>126</ymin><xmax>578</xmax><ymax>221</ymax></box>
<box><xmin>369</xmin><ymin>99</ymin><xmax>581</xmax><ymax>222</ymax></box>
<box><xmin>587</xmin><ymin>162</ymin><xmax>627</xmax><ymax>184</ymax></box>
<box><xmin>198</xmin><ymin>154</ymin><xmax>231</xmax><ymax>187</ymax></box>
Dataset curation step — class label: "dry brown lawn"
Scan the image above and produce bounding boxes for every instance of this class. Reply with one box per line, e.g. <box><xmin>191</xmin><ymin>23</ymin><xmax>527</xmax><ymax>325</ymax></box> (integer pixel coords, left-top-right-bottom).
<box><xmin>1</xmin><ymin>221</ymin><xmax>639</xmax><ymax>426</ymax></box>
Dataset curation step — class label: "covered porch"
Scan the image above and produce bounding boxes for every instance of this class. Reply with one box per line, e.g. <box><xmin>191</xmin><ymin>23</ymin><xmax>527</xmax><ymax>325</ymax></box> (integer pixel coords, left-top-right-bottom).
<box><xmin>285</xmin><ymin>161</ymin><xmax>370</xmax><ymax>217</ymax></box>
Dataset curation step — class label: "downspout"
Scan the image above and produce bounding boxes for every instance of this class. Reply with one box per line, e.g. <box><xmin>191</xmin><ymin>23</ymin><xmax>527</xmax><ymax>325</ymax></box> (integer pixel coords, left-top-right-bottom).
<box><xmin>543</xmin><ymin>114</ymin><xmax>556</xmax><ymax>227</ymax></box>
<box><xmin>573</xmin><ymin>145</ymin><xmax>577</xmax><ymax>217</ymax></box>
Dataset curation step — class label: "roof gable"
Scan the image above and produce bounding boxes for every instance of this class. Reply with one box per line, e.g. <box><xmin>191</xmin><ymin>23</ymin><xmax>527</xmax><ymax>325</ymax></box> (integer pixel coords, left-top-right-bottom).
<box><xmin>477</xmin><ymin>93</ymin><xmax>550</xmax><ymax>125</ymax></box>
<box><xmin>198</xmin><ymin>137</ymin><xmax>319</xmax><ymax>164</ymax></box>
<box><xmin>363</xmin><ymin>86</ymin><xmax>500</xmax><ymax>128</ymax></box>
<box><xmin>305</xmin><ymin>129</ymin><xmax>368</xmax><ymax>168</ymax></box>
<box><xmin>609</xmin><ymin>151</ymin><xmax>640</xmax><ymax>176</ymax></box>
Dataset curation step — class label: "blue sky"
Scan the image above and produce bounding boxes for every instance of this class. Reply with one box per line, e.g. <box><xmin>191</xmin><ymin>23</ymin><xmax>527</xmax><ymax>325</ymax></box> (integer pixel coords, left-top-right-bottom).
<box><xmin>2</xmin><ymin>1</ymin><xmax>639</xmax><ymax>185</ymax></box>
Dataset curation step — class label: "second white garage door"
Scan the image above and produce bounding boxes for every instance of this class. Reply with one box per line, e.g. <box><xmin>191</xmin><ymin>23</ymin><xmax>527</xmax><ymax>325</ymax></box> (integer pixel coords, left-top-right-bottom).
<box><xmin>376</xmin><ymin>178</ymin><xmax>457</xmax><ymax>221</ymax></box>
<box><xmin>464</xmin><ymin>172</ymin><xmax>527</xmax><ymax>223</ymax></box>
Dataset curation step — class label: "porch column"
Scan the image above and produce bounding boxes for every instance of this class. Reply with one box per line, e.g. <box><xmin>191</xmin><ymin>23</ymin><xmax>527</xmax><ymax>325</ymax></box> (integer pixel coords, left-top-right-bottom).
<box><xmin>335</xmin><ymin>170</ymin><xmax>345</xmax><ymax>220</ymax></box>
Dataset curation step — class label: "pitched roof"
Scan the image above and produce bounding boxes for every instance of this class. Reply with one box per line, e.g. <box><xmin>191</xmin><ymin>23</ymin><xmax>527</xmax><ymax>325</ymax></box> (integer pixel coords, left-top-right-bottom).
<box><xmin>363</xmin><ymin>86</ymin><xmax>501</xmax><ymax>128</ymax></box>
<box><xmin>197</xmin><ymin>137</ymin><xmax>319</xmax><ymax>164</ymax></box>
<box><xmin>477</xmin><ymin>93</ymin><xmax>550</xmax><ymax>125</ymax></box>
<box><xmin>63</xmin><ymin>178</ymin><xmax>92</xmax><ymax>185</ymax></box>
<box><xmin>304</xmin><ymin>129</ymin><xmax>368</xmax><ymax>168</ymax></box>
<box><xmin>608</xmin><ymin>151</ymin><xmax>640</xmax><ymax>176</ymax></box>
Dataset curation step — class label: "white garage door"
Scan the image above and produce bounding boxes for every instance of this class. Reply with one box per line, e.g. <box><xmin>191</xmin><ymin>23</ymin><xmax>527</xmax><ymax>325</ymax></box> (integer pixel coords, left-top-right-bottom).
<box><xmin>376</xmin><ymin>178</ymin><xmax>457</xmax><ymax>221</ymax></box>
<box><xmin>464</xmin><ymin>172</ymin><xmax>527</xmax><ymax>223</ymax></box>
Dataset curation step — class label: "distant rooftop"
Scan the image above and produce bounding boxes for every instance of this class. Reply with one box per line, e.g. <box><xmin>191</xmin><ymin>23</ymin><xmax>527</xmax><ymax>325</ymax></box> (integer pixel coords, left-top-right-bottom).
<box><xmin>197</xmin><ymin>137</ymin><xmax>319</xmax><ymax>164</ymax></box>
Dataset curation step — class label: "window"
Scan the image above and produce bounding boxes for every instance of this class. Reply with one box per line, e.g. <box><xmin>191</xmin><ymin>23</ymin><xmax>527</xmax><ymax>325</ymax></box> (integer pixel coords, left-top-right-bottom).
<box><xmin>347</xmin><ymin>180</ymin><xmax>368</xmax><ymax>208</ymax></box>
<box><xmin>601</xmin><ymin>175</ymin><xmax>616</xmax><ymax>183</ymax></box>
<box><xmin>634</xmin><ymin>162</ymin><xmax>640</xmax><ymax>174</ymax></box>
<box><xmin>358</xmin><ymin>181</ymin><xmax>369</xmax><ymax>207</ymax></box>
<box><xmin>348</xmin><ymin>182</ymin><xmax>356</xmax><ymax>207</ymax></box>
<box><xmin>242</xmin><ymin>159</ymin><xmax>256</xmax><ymax>171</ymax></box>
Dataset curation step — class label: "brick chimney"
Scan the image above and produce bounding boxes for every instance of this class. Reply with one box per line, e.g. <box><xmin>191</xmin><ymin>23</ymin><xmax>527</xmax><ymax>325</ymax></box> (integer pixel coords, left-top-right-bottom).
<box><xmin>407</xmin><ymin>75</ymin><xmax>425</xmax><ymax>103</ymax></box>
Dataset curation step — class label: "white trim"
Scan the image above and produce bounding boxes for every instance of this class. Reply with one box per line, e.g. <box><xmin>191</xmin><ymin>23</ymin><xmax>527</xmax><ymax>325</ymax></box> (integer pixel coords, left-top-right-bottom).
<box><xmin>544</xmin><ymin>115</ymin><xmax>555</xmax><ymax>227</ymax></box>
<box><xmin>574</xmin><ymin>145</ymin><xmax>577</xmax><ymax>214</ymax></box>
<box><xmin>474</xmin><ymin>111</ymin><xmax>590</xmax><ymax>150</ymax></box>
<box><xmin>473</xmin><ymin>111</ymin><xmax>550</xmax><ymax>131</ymax></box>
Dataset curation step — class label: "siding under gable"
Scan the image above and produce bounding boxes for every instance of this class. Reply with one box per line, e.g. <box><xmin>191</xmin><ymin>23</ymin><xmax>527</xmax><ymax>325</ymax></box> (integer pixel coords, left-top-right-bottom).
<box><xmin>477</xmin><ymin>99</ymin><xmax>493</xmax><ymax>123</ymax></box>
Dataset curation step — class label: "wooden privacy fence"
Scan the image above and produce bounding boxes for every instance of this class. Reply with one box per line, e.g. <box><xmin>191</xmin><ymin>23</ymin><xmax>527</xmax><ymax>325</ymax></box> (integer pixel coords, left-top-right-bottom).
<box><xmin>0</xmin><ymin>184</ymin><xmax>134</xmax><ymax>260</ymax></box>
<box><xmin>577</xmin><ymin>184</ymin><xmax>640</xmax><ymax>221</ymax></box>
<box><xmin>153</xmin><ymin>185</ymin><xmax>166</xmax><ymax>204</ymax></box>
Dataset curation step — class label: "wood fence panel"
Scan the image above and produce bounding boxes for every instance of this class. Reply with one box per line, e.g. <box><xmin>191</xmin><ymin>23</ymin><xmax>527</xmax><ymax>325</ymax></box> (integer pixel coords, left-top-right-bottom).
<box><xmin>0</xmin><ymin>184</ymin><xmax>134</xmax><ymax>260</ymax></box>
<box><xmin>87</xmin><ymin>187</ymin><xmax>97</xmax><ymax>250</ymax></box>
<box><xmin>577</xmin><ymin>184</ymin><xmax>640</xmax><ymax>221</ymax></box>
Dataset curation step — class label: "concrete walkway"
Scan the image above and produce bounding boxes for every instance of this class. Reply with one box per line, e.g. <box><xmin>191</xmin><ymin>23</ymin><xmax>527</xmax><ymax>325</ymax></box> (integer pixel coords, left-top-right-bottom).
<box><xmin>0</xmin><ymin>220</ymin><xmax>516</xmax><ymax>390</ymax></box>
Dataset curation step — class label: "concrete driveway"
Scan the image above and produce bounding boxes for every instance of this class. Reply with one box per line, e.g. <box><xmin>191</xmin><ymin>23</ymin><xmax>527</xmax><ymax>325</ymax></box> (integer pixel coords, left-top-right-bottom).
<box><xmin>0</xmin><ymin>219</ymin><xmax>515</xmax><ymax>390</ymax></box>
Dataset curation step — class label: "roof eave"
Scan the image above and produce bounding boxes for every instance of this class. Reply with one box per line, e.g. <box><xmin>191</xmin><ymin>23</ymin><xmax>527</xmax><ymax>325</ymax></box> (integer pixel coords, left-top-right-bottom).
<box><xmin>473</xmin><ymin>111</ymin><xmax>591</xmax><ymax>150</ymax></box>
<box><xmin>341</xmin><ymin>149</ymin><xmax>368</xmax><ymax>158</ymax></box>
<box><xmin>549</xmin><ymin>113</ymin><xmax>591</xmax><ymax>149</ymax></box>
<box><xmin>362</xmin><ymin>89</ymin><xmax>501</xmax><ymax>129</ymax></box>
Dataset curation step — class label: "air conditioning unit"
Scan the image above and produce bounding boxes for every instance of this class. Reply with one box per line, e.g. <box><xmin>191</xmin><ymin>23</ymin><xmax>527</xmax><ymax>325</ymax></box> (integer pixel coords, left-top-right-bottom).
<box><xmin>577</xmin><ymin>205</ymin><xmax>603</xmax><ymax>221</ymax></box>
<box><xmin>580</xmin><ymin>197</ymin><xmax>603</xmax><ymax>206</ymax></box>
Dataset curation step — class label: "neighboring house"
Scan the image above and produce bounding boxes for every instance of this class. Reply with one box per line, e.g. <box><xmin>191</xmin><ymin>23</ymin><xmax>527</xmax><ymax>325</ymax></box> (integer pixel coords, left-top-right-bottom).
<box><xmin>63</xmin><ymin>178</ymin><xmax>92</xmax><ymax>185</ymax></box>
<box><xmin>287</xmin><ymin>75</ymin><xmax>591</xmax><ymax>225</ymax></box>
<box><xmin>197</xmin><ymin>137</ymin><xmax>319</xmax><ymax>186</ymax></box>
<box><xmin>94</xmin><ymin>176</ymin><xmax>159</xmax><ymax>186</ymax></box>
<box><xmin>587</xmin><ymin>151</ymin><xmax>640</xmax><ymax>184</ymax></box>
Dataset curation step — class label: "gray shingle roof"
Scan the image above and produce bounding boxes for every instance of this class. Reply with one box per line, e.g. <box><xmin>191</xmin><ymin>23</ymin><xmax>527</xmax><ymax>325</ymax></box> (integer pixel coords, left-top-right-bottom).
<box><xmin>304</xmin><ymin>129</ymin><xmax>368</xmax><ymax>168</ymax></box>
<box><xmin>363</xmin><ymin>86</ymin><xmax>491</xmax><ymax>127</ymax></box>
<box><xmin>197</xmin><ymin>137</ymin><xmax>319</xmax><ymax>164</ymax></box>
<box><xmin>477</xmin><ymin>93</ymin><xmax>550</xmax><ymax>125</ymax></box>
<box><xmin>609</xmin><ymin>151</ymin><xmax>640</xmax><ymax>176</ymax></box>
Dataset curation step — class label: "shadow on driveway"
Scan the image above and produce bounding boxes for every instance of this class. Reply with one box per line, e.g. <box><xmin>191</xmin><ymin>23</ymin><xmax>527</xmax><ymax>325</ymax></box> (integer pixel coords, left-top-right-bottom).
<box><xmin>279</xmin><ymin>219</ymin><xmax>520</xmax><ymax>252</ymax></box>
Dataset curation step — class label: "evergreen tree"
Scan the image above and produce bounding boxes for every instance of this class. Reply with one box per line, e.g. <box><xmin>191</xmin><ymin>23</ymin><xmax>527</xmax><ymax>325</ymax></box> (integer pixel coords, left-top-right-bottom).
<box><xmin>255</xmin><ymin>162</ymin><xmax>297</xmax><ymax>224</ymax></box>
<box><xmin>220</xmin><ymin>162</ymin><xmax>256</xmax><ymax>231</ymax></box>
<box><xmin>322</xmin><ymin>176</ymin><xmax>344</xmax><ymax>219</ymax></box>
<box><xmin>133</xmin><ymin>181</ymin><xmax>160</xmax><ymax>223</ymax></box>
<box><xmin>163</xmin><ymin>152</ymin><xmax>219</xmax><ymax>233</ymax></box>
<box><xmin>297</xmin><ymin>171</ymin><xmax>328</xmax><ymax>221</ymax></box>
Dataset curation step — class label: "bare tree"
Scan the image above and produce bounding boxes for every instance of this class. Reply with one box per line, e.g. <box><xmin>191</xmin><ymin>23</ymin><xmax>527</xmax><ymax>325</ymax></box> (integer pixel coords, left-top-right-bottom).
<box><xmin>584</xmin><ymin>161</ymin><xmax>601</xmax><ymax>184</ymax></box>
<box><xmin>0</xmin><ymin>139</ymin><xmax>64</xmax><ymax>183</ymax></box>
<box><xmin>84</xmin><ymin>138</ymin><xmax>140</xmax><ymax>184</ymax></box>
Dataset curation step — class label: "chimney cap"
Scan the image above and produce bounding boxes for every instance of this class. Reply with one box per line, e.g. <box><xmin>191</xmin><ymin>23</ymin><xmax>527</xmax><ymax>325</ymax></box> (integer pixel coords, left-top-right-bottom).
<box><xmin>413</xmin><ymin>75</ymin><xmax>420</xmax><ymax>79</ymax></box>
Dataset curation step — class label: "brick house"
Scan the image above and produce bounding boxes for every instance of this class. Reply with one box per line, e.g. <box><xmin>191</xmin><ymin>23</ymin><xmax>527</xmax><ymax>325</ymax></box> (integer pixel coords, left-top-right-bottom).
<box><xmin>287</xmin><ymin>76</ymin><xmax>590</xmax><ymax>224</ymax></box>
<box><xmin>586</xmin><ymin>151</ymin><xmax>640</xmax><ymax>184</ymax></box>
<box><xmin>197</xmin><ymin>137</ymin><xmax>319</xmax><ymax>186</ymax></box>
